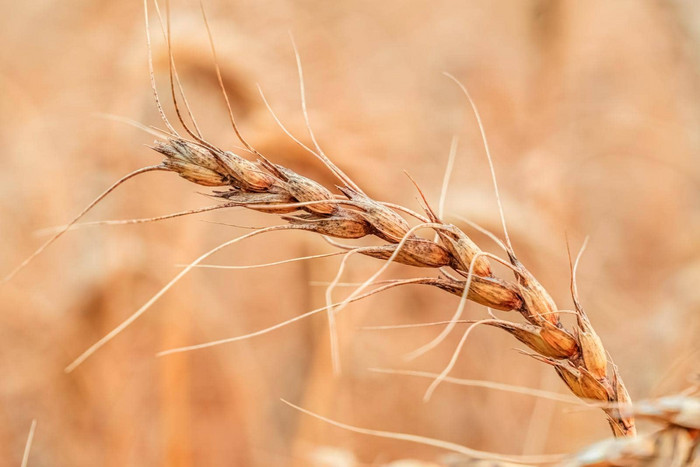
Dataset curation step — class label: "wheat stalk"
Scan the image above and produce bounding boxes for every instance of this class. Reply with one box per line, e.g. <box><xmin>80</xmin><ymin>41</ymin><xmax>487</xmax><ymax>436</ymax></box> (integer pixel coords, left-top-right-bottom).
<box><xmin>561</xmin><ymin>393</ymin><xmax>699</xmax><ymax>466</ymax></box>
<box><xmin>140</xmin><ymin>60</ymin><xmax>636</xmax><ymax>438</ymax></box>
<box><xmin>2</xmin><ymin>0</ymin><xmax>637</xmax><ymax>441</ymax></box>
<box><xmin>285</xmin><ymin>391</ymin><xmax>699</xmax><ymax>465</ymax></box>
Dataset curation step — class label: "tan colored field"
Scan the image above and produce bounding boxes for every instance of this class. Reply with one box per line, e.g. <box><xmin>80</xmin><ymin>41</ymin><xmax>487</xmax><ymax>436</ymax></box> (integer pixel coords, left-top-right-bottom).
<box><xmin>1</xmin><ymin>1</ymin><xmax>699</xmax><ymax>465</ymax></box>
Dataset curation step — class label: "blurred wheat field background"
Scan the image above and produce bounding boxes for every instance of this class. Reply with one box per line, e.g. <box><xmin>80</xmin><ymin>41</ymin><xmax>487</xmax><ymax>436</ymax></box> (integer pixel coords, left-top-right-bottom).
<box><xmin>1</xmin><ymin>0</ymin><xmax>699</xmax><ymax>465</ymax></box>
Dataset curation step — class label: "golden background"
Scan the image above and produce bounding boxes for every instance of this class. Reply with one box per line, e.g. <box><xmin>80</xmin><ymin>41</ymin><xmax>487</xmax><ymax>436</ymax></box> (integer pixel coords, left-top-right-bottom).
<box><xmin>1</xmin><ymin>0</ymin><xmax>698</xmax><ymax>465</ymax></box>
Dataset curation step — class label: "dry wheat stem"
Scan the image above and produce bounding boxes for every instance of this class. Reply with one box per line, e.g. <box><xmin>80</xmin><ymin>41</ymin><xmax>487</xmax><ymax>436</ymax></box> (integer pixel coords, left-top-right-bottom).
<box><xmin>1</xmin><ymin>165</ymin><xmax>165</xmax><ymax>285</ymax></box>
<box><xmin>438</xmin><ymin>136</ymin><xmax>458</xmax><ymax>220</ymax></box>
<box><xmin>280</xmin><ymin>399</ymin><xmax>567</xmax><ymax>465</ymax></box>
<box><xmin>70</xmin><ymin>116</ymin><xmax>635</xmax><ymax>434</ymax></box>
<box><xmin>564</xmin><ymin>418</ymin><xmax>699</xmax><ymax>466</ymax></box>
<box><xmin>157</xmin><ymin>278</ymin><xmax>432</xmax><ymax>357</ymax></box>
<box><xmin>34</xmin><ymin>202</ymin><xmax>236</xmax><ymax>236</ymax></box>
<box><xmin>2</xmin><ymin>0</ymin><xmax>637</xmax><ymax>438</ymax></box>
<box><xmin>64</xmin><ymin>225</ymin><xmax>298</xmax><ymax>372</ymax></box>
<box><xmin>133</xmin><ymin>104</ymin><xmax>634</xmax><ymax>433</ymax></box>
<box><xmin>424</xmin><ymin>318</ymin><xmax>496</xmax><ymax>401</ymax></box>
<box><xmin>360</xmin><ymin>310</ymin><xmax>581</xmax><ymax>330</ymax></box>
<box><xmin>369</xmin><ymin>368</ymin><xmax>585</xmax><ymax>405</ymax></box>
<box><xmin>404</xmin><ymin>250</ymin><xmax>497</xmax><ymax>362</ymax></box>
<box><xmin>187</xmin><ymin>251</ymin><xmax>346</xmax><ymax>270</ymax></box>
<box><xmin>20</xmin><ymin>419</ymin><xmax>37</xmax><ymax>467</ymax></box>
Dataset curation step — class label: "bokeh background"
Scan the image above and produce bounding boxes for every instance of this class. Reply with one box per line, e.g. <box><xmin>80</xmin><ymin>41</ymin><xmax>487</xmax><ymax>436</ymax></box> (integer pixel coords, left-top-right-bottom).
<box><xmin>1</xmin><ymin>0</ymin><xmax>699</xmax><ymax>465</ymax></box>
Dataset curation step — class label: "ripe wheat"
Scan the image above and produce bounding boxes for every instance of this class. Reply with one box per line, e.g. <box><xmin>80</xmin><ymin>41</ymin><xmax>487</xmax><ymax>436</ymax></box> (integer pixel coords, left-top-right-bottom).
<box><xmin>3</xmin><ymin>0</ymin><xmax>646</xmax><ymax>456</ymax></box>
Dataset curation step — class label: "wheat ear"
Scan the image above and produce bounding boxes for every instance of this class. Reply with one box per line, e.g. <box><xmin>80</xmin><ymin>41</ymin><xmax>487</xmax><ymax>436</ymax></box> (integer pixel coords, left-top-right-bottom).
<box><xmin>39</xmin><ymin>2</ymin><xmax>637</xmax><ymax>437</ymax></box>
<box><xmin>131</xmin><ymin>82</ymin><xmax>636</xmax><ymax>436</ymax></box>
